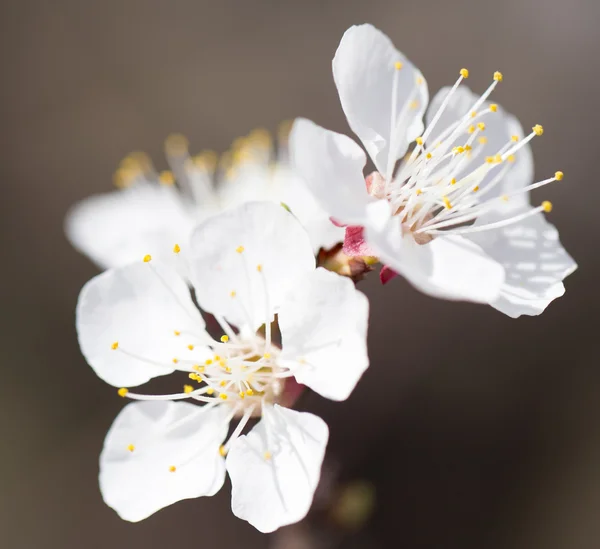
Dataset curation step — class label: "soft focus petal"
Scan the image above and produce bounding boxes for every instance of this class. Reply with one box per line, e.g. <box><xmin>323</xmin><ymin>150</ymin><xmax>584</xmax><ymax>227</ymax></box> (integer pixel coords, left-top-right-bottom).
<box><xmin>227</xmin><ymin>405</ymin><xmax>328</xmax><ymax>532</ymax></box>
<box><xmin>189</xmin><ymin>202</ymin><xmax>315</xmax><ymax>331</ymax></box>
<box><xmin>76</xmin><ymin>262</ymin><xmax>209</xmax><ymax>387</ymax></box>
<box><xmin>425</xmin><ymin>86</ymin><xmax>534</xmax><ymax>204</ymax></box>
<box><xmin>290</xmin><ymin>118</ymin><xmax>372</xmax><ymax>226</ymax></box>
<box><xmin>465</xmin><ymin>206</ymin><xmax>577</xmax><ymax>317</ymax></box>
<box><xmin>365</xmin><ymin>211</ymin><xmax>504</xmax><ymax>303</ymax></box>
<box><xmin>100</xmin><ymin>401</ymin><xmax>229</xmax><ymax>522</ymax></box>
<box><xmin>273</xmin><ymin>164</ymin><xmax>345</xmax><ymax>252</ymax></box>
<box><xmin>66</xmin><ymin>183</ymin><xmax>196</xmax><ymax>274</ymax></box>
<box><xmin>278</xmin><ymin>268</ymin><xmax>369</xmax><ymax>401</ymax></box>
<box><xmin>333</xmin><ymin>24</ymin><xmax>428</xmax><ymax>174</ymax></box>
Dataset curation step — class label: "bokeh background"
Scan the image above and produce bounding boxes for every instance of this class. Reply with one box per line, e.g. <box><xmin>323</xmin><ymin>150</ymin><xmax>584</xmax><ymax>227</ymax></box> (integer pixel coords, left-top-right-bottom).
<box><xmin>1</xmin><ymin>0</ymin><xmax>599</xmax><ymax>547</ymax></box>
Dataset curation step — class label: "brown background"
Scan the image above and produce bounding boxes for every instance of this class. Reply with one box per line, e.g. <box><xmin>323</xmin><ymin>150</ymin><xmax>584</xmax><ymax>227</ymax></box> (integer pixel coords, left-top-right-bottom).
<box><xmin>1</xmin><ymin>1</ymin><xmax>599</xmax><ymax>548</ymax></box>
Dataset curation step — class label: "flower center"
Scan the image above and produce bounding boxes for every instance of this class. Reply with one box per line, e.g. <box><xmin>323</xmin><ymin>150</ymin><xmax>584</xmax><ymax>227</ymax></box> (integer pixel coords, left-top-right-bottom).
<box><xmin>375</xmin><ymin>66</ymin><xmax>563</xmax><ymax>242</ymax></box>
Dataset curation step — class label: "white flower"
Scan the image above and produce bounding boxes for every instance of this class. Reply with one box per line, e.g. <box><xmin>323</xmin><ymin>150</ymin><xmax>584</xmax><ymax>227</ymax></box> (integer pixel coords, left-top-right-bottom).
<box><xmin>290</xmin><ymin>24</ymin><xmax>576</xmax><ymax>317</ymax></box>
<box><xmin>76</xmin><ymin>201</ymin><xmax>369</xmax><ymax>532</ymax></box>
<box><xmin>66</xmin><ymin>128</ymin><xmax>343</xmax><ymax>275</ymax></box>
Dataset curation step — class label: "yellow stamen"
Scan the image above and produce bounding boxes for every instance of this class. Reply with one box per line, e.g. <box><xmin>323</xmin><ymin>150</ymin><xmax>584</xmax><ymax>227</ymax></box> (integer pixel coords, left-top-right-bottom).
<box><xmin>443</xmin><ymin>196</ymin><xmax>452</xmax><ymax>209</ymax></box>
<box><xmin>490</xmin><ymin>104</ymin><xmax>498</xmax><ymax>112</ymax></box>
<box><xmin>246</xmin><ymin>389</ymin><xmax>254</xmax><ymax>397</ymax></box>
<box><xmin>555</xmin><ymin>171</ymin><xmax>564</xmax><ymax>181</ymax></box>
<box><xmin>183</xmin><ymin>385</ymin><xmax>193</xmax><ymax>394</ymax></box>
<box><xmin>127</xmin><ymin>444</ymin><xmax>135</xmax><ymax>452</ymax></box>
<box><xmin>118</xmin><ymin>388</ymin><xmax>128</xmax><ymax>398</ymax></box>
<box><xmin>187</xmin><ymin>344</ymin><xmax>194</xmax><ymax>350</ymax></box>
<box><xmin>174</xmin><ymin>330</ymin><xmax>181</xmax><ymax>336</ymax></box>
<box><xmin>172</xmin><ymin>358</ymin><xmax>179</xmax><ymax>364</ymax></box>
<box><xmin>533</xmin><ymin>124</ymin><xmax>544</xmax><ymax>136</ymax></box>
<box><xmin>159</xmin><ymin>170</ymin><xmax>175</xmax><ymax>186</ymax></box>
<box><xmin>511</xmin><ymin>135</ymin><xmax>519</xmax><ymax>142</ymax></box>
<box><xmin>219</xmin><ymin>393</ymin><xmax>228</xmax><ymax>400</ymax></box>
<box><xmin>230</xmin><ymin>290</ymin><xmax>236</xmax><ymax>298</ymax></box>
<box><xmin>219</xmin><ymin>445</ymin><xmax>227</xmax><ymax>457</ymax></box>
<box><xmin>111</xmin><ymin>341</ymin><xmax>119</xmax><ymax>350</ymax></box>
<box><xmin>263</xmin><ymin>451</ymin><xmax>272</xmax><ymax>461</ymax></box>
<box><xmin>169</xmin><ymin>465</ymin><xmax>176</xmax><ymax>473</ymax></box>
<box><xmin>460</xmin><ymin>68</ymin><xmax>469</xmax><ymax>79</ymax></box>
<box><xmin>415</xmin><ymin>137</ymin><xmax>424</xmax><ymax>146</ymax></box>
<box><xmin>493</xmin><ymin>71</ymin><xmax>503</xmax><ymax>82</ymax></box>
<box><xmin>143</xmin><ymin>254</ymin><xmax>152</xmax><ymax>263</ymax></box>
<box><xmin>477</xmin><ymin>122</ymin><xmax>486</xmax><ymax>131</ymax></box>
<box><xmin>236</xmin><ymin>245</ymin><xmax>244</xmax><ymax>254</ymax></box>
<box><xmin>256</xmin><ymin>264</ymin><xmax>263</xmax><ymax>272</ymax></box>
<box><xmin>220</xmin><ymin>335</ymin><xmax>229</xmax><ymax>343</ymax></box>
<box><xmin>478</xmin><ymin>136</ymin><xmax>488</xmax><ymax>145</ymax></box>
<box><xmin>450</xmin><ymin>178</ymin><xmax>457</xmax><ymax>185</ymax></box>
<box><xmin>173</xmin><ymin>243</ymin><xmax>181</xmax><ymax>254</ymax></box>
<box><xmin>468</xmin><ymin>125</ymin><xmax>475</xmax><ymax>134</ymax></box>
<box><xmin>542</xmin><ymin>200</ymin><xmax>553</xmax><ymax>213</ymax></box>
<box><xmin>394</xmin><ymin>61</ymin><xmax>403</xmax><ymax>70</ymax></box>
<box><xmin>206</xmin><ymin>388</ymin><xmax>214</xmax><ymax>395</ymax></box>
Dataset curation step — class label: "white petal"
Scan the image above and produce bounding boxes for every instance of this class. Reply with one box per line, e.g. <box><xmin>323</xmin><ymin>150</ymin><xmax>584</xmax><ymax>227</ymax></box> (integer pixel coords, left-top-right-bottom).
<box><xmin>278</xmin><ymin>268</ymin><xmax>369</xmax><ymax>401</ymax></box>
<box><xmin>425</xmin><ymin>86</ymin><xmax>534</xmax><ymax>204</ymax></box>
<box><xmin>227</xmin><ymin>405</ymin><xmax>328</xmax><ymax>533</ymax></box>
<box><xmin>65</xmin><ymin>183</ymin><xmax>197</xmax><ymax>275</ymax></box>
<box><xmin>273</xmin><ymin>164</ymin><xmax>345</xmax><ymax>252</ymax></box>
<box><xmin>189</xmin><ymin>202</ymin><xmax>315</xmax><ymax>331</ymax></box>
<box><xmin>76</xmin><ymin>262</ymin><xmax>209</xmax><ymax>387</ymax></box>
<box><xmin>365</xmin><ymin>210</ymin><xmax>504</xmax><ymax>303</ymax></box>
<box><xmin>100</xmin><ymin>401</ymin><xmax>229</xmax><ymax>522</ymax></box>
<box><xmin>333</xmin><ymin>24</ymin><xmax>428</xmax><ymax>174</ymax></box>
<box><xmin>290</xmin><ymin>118</ymin><xmax>372</xmax><ymax>225</ymax></box>
<box><xmin>465</xmin><ymin>206</ymin><xmax>577</xmax><ymax>317</ymax></box>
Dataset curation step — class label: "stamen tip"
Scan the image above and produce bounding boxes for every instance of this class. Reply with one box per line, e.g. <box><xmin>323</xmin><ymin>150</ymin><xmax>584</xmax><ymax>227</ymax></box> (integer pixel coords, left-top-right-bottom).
<box><xmin>460</xmin><ymin>68</ymin><xmax>469</xmax><ymax>79</ymax></box>
<box><xmin>118</xmin><ymin>388</ymin><xmax>128</xmax><ymax>397</ymax></box>
<box><xmin>493</xmin><ymin>71</ymin><xmax>503</xmax><ymax>82</ymax></box>
<box><xmin>542</xmin><ymin>200</ymin><xmax>553</xmax><ymax>213</ymax></box>
<box><xmin>555</xmin><ymin>171</ymin><xmax>564</xmax><ymax>181</ymax></box>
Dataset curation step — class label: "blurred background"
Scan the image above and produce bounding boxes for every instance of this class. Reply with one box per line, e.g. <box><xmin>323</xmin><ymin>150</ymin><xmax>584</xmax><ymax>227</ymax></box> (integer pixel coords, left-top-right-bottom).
<box><xmin>1</xmin><ymin>0</ymin><xmax>599</xmax><ymax>547</ymax></box>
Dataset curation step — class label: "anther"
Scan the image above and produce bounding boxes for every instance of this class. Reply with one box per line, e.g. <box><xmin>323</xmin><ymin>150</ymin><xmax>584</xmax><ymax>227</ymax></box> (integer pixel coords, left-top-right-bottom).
<box><xmin>494</xmin><ymin>154</ymin><xmax>503</xmax><ymax>163</ymax></box>
<box><xmin>416</xmin><ymin>76</ymin><xmax>424</xmax><ymax>85</ymax></box>
<box><xmin>542</xmin><ymin>200</ymin><xmax>553</xmax><ymax>213</ymax></box>
<box><xmin>426</xmin><ymin>152</ymin><xmax>432</xmax><ymax>159</ymax></box>
<box><xmin>219</xmin><ymin>445</ymin><xmax>227</xmax><ymax>457</ymax></box>
<box><xmin>443</xmin><ymin>196</ymin><xmax>452</xmax><ymax>209</ymax></box>
<box><xmin>490</xmin><ymin>104</ymin><xmax>498</xmax><ymax>112</ymax></box>
<box><xmin>256</xmin><ymin>264</ymin><xmax>263</xmax><ymax>272</ymax></box>
<box><xmin>173</xmin><ymin>243</ymin><xmax>181</xmax><ymax>254</ymax></box>
<box><xmin>450</xmin><ymin>178</ymin><xmax>457</xmax><ymax>185</ymax></box>
<box><xmin>468</xmin><ymin>125</ymin><xmax>475</xmax><ymax>134</ymax></box>
<box><xmin>485</xmin><ymin>156</ymin><xmax>494</xmax><ymax>164</ymax></box>
<box><xmin>409</xmin><ymin>100</ymin><xmax>419</xmax><ymax>110</ymax></box>
<box><xmin>187</xmin><ymin>344</ymin><xmax>194</xmax><ymax>350</ymax></box>
<box><xmin>493</xmin><ymin>71</ymin><xmax>503</xmax><ymax>82</ymax></box>
<box><xmin>206</xmin><ymin>388</ymin><xmax>214</xmax><ymax>395</ymax></box>
<box><xmin>118</xmin><ymin>388</ymin><xmax>128</xmax><ymax>398</ymax></box>
<box><xmin>473</xmin><ymin>186</ymin><xmax>480</xmax><ymax>192</ymax></box>
<box><xmin>159</xmin><ymin>170</ymin><xmax>175</xmax><ymax>186</ymax></box>
<box><xmin>220</xmin><ymin>393</ymin><xmax>228</xmax><ymax>400</ymax></box>
<box><xmin>263</xmin><ymin>352</ymin><xmax>271</xmax><ymax>359</ymax></box>
<box><xmin>111</xmin><ymin>341</ymin><xmax>119</xmax><ymax>350</ymax></box>
<box><xmin>220</xmin><ymin>335</ymin><xmax>229</xmax><ymax>343</ymax></box>
<box><xmin>169</xmin><ymin>465</ymin><xmax>176</xmax><ymax>473</ymax></box>
<box><xmin>246</xmin><ymin>389</ymin><xmax>254</xmax><ymax>397</ymax></box>
<box><xmin>511</xmin><ymin>135</ymin><xmax>519</xmax><ymax>142</ymax></box>
<box><xmin>239</xmin><ymin>391</ymin><xmax>245</xmax><ymax>399</ymax></box>
<box><xmin>533</xmin><ymin>124</ymin><xmax>544</xmax><ymax>136</ymax></box>
<box><xmin>263</xmin><ymin>451</ymin><xmax>272</xmax><ymax>461</ymax></box>
<box><xmin>477</xmin><ymin>122</ymin><xmax>486</xmax><ymax>131</ymax></box>
<box><xmin>236</xmin><ymin>246</ymin><xmax>244</xmax><ymax>254</ymax></box>
<box><xmin>183</xmin><ymin>385</ymin><xmax>193</xmax><ymax>394</ymax></box>
<box><xmin>172</xmin><ymin>358</ymin><xmax>179</xmax><ymax>364</ymax></box>
<box><xmin>394</xmin><ymin>61</ymin><xmax>403</xmax><ymax>70</ymax></box>
<box><xmin>230</xmin><ymin>290</ymin><xmax>236</xmax><ymax>298</ymax></box>
<box><xmin>127</xmin><ymin>444</ymin><xmax>135</xmax><ymax>452</ymax></box>
<box><xmin>478</xmin><ymin>136</ymin><xmax>488</xmax><ymax>145</ymax></box>
<box><xmin>415</xmin><ymin>137</ymin><xmax>424</xmax><ymax>146</ymax></box>
<box><xmin>471</xmin><ymin>111</ymin><xmax>477</xmax><ymax>118</ymax></box>
<box><xmin>205</xmin><ymin>359</ymin><xmax>213</xmax><ymax>365</ymax></box>
<box><xmin>143</xmin><ymin>254</ymin><xmax>152</xmax><ymax>263</ymax></box>
<box><xmin>507</xmin><ymin>155</ymin><xmax>516</xmax><ymax>163</ymax></box>
<box><xmin>555</xmin><ymin>171</ymin><xmax>564</xmax><ymax>181</ymax></box>
<box><xmin>460</xmin><ymin>68</ymin><xmax>469</xmax><ymax>79</ymax></box>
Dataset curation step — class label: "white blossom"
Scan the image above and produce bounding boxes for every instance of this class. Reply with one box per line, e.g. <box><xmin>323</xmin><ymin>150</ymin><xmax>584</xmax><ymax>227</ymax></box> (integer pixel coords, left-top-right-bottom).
<box><xmin>66</xmin><ymin>128</ymin><xmax>343</xmax><ymax>276</ymax></box>
<box><xmin>76</xmin><ymin>201</ymin><xmax>368</xmax><ymax>532</ymax></box>
<box><xmin>290</xmin><ymin>24</ymin><xmax>576</xmax><ymax>317</ymax></box>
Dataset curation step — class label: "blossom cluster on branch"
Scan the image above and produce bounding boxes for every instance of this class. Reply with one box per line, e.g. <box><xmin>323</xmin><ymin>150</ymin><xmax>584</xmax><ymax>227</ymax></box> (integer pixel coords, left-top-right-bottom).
<box><xmin>67</xmin><ymin>24</ymin><xmax>576</xmax><ymax>532</ymax></box>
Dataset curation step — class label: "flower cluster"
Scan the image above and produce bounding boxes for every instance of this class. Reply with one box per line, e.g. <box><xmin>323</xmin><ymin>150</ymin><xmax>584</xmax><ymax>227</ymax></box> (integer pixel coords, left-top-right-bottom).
<box><xmin>70</xmin><ymin>23</ymin><xmax>575</xmax><ymax>533</ymax></box>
